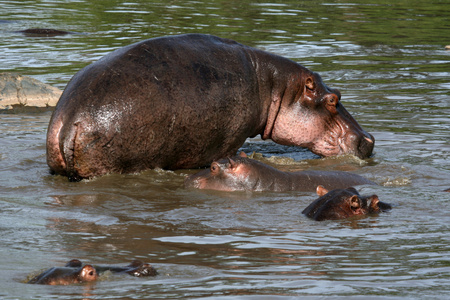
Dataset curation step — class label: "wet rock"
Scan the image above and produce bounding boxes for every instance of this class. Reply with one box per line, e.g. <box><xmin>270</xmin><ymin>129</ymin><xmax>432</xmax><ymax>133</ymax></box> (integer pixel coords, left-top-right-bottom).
<box><xmin>0</xmin><ymin>73</ymin><xmax>61</xmax><ymax>109</ymax></box>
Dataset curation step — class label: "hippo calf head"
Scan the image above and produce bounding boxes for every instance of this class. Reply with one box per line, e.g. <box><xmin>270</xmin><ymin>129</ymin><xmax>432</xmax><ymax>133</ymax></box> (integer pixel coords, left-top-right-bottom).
<box><xmin>28</xmin><ymin>259</ymin><xmax>157</xmax><ymax>285</ymax></box>
<box><xmin>302</xmin><ymin>185</ymin><xmax>391</xmax><ymax>221</ymax></box>
<box><xmin>28</xmin><ymin>260</ymin><xmax>98</xmax><ymax>285</ymax></box>
<box><xmin>268</xmin><ymin>71</ymin><xmax>375</xmax><ymax>159</ymax></box>
<box><xmin>185</xmin><ymin>153</ymin><xmax>259</xmax><ymax>191</ymax></box>
<box><xmin>184</xmin><ymin>152</ymin><xmax>283</xmax><ymax>192</ymax></box>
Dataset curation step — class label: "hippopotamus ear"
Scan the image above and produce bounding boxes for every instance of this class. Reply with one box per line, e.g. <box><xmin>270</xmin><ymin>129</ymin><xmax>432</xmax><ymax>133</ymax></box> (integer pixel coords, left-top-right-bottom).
<box><xmin>316</xmin><ymin>185</ymin><xmax>329</xmax><ymax>196</ymax></box>
<box><xmin>301</xmin><ymin>76</ymin><xmax>319</xmax><ymax>105</ymax></box>
<box><xmin>368</xmin><ymin>195</ymin><xmax>379</xmax><ymax>207</ymax></box>
<box><xmin>65</xmin><ymin>259</ymin><xmax>82</xmax><ymax>268</ymax></box>
<box><xmin>80</xmin><ymin>265</ymin><xmax>97</xmax><ymax>282</ymax></box>
<box><xmin>239</xmin><ymin>151</ymin><xmax>247</xmax><ymax>158</ymax></box>
<box><xmin>228</xmin><ymin>157</ymin><xmax>238</xmax><ymax>169</ymax></box>
<box><xmin>127</xmin><ymin>260</ymin><xmax>144</xmax><ymax>268</ymax></box>
<box><xmin>305</xmin><ymin>77</ymin><xmax>315</xmax><ymax>90</ymax></box>
<box><xmin>367</xmin><ymin>195</ymin><xmax>379</xmax><ymax>212</ymax></box>
<box><xmin>349</xmin><ymin>195</ymin><xmax>361</xmax><ymax>209</ymax></box>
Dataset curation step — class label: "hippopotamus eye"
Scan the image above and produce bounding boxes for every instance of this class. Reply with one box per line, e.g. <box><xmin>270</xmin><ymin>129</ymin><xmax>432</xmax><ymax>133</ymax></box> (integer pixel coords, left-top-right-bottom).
<box><xmin>210</xmin><ymin>162</ymin><xmax>220</xmax><ymax>174</ymax></box>
<box><xmin>324</xmin><ymin>94</ymin><xmax>339</xmax><ymax>114</ymax></box>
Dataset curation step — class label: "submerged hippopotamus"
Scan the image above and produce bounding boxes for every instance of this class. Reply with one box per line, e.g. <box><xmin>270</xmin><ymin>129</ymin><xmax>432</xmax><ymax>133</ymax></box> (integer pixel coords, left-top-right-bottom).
<box><xmin>28</xmin><ymin>259</ymin><xmax>157</xmax><ymax>285</ymax></box>
<box><xmin>184</xmin><ymin>152</ymin><xmax>375</xmax><ymax>192</ymax></box>
<box><xmin>16</xmin><ymin>28</ymin><xmax>76</xmax><ymax>36</ymax></box>
<box><xmin>47</xmin><ymin>33</ymin><xmax>374</xmax><ymax>181</ymax></box>
<box><xmin>302</xmin><ymin>185</ymin><xmax>392</xmax><ymax>221</ymax></box>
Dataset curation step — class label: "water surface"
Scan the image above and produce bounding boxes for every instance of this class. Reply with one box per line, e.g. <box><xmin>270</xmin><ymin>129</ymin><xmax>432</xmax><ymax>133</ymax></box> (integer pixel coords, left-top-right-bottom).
<box><xmin>1</xmin><ymin>0</ymin><xmax>449</xmax><ymax>299</ymax></box>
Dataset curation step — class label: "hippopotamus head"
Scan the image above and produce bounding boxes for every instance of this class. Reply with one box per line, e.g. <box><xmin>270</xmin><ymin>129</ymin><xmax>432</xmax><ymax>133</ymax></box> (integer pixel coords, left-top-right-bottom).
<box><xmin>28</xmin><ymin>259</ymin><xmax>157</xmax><ymax>285</ymax></box>
<box><xmin>184</xmin><ymin>152</ymin><xmax>279</xmax><ymax>192</ymax></box>
<box><xmin>302</xmin><ymin>185</ymin><xmax>392</xmax><ymax>221</ymax></box>
<box><xmin>266</xmin><ymin>71</ymin><xmax>374</xmax><ymax>159</ymax></box>
<box><xmin>28</xmin><ymin>260</ymin><xmax>98</xmax><ymax>285</ymax></box>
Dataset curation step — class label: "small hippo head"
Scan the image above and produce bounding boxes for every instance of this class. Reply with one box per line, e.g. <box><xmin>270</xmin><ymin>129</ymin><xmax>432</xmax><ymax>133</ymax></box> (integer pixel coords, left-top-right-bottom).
<box><xmin>267</xmin><ymin>71</ymin><xmax>374</xmax><ymax>159</ymax></box>
<box><xmin>29</xmin><ymin>264</ymin><xmax>98</xmax><ymax>285</ymax></box>
<box><xmin>302</xmin><ymin>185</ymin><xmax>391</xmax><ymax>221</ymax></box>
<box><xmin>184</xmin><ymin>152</ymin><xmax>274</xmax><ymax>191</ymax></box>
<box><xmin>75</xmin><ymin>265</ymin><xmax>98</xmax><ymax>284</ymax></box>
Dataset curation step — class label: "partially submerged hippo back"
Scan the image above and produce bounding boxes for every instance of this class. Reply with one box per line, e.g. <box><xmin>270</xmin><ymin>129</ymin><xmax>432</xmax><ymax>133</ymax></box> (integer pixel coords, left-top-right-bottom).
<box><xmin>16</xmin><ymin>28</ymin><xmax>76</xmax><ymax>36</ymax></box>
<box><xmin>95</xmin><ymin>259</ymin><xmax>158</xmax><ymax>277</ymax></box>
<box><xmin>302</xmin><ymin>185</ymin><xmax>392</xmax><ymax>221</ymax></box>
<box><xmin>185</xmin><ymin>153</ymin><xmax>375</xmax><ymax>192</ymax></box>
<box><xmin>28</xmin><ymin>259</ymin><xmax>157</xmax><ymax>285</ymax></box>
<box><xmin>46</xmin><ymin>33</ymin><xmax>374</xmax><ymax>180</ymax></box>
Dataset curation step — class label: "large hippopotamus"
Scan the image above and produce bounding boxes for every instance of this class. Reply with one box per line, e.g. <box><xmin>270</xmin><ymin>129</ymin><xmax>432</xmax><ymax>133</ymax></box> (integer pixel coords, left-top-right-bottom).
<box><xmin>47</xmin><ymin>33</ymin><xmax>374</xmax><ymax>181</ymax></box>
<box><xmin>184</xmin><ymin>152</ymin><xmax>375</xmax><ymax>192</ymax></box>
<box><xmin>302</xmin><ymin>185</ymin><xmax>392</xmax><ymax>221</ymax></box>
<box><xmin>28</xmin><ymin>259</ymin><xmax>157</xmax><ymax>285</ymax></box>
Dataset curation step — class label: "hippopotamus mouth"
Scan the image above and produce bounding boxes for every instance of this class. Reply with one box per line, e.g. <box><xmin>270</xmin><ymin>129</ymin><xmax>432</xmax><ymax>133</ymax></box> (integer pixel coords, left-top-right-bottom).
<box><xmin>313</xmin><ymin>121</ymin><xmax>375</xmax><ymax>159</ymax></box>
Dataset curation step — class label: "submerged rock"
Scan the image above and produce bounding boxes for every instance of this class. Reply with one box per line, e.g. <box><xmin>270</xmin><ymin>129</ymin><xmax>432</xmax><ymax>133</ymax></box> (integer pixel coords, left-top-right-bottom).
<box><xmin>0</xmin><ymin>73</ymin><xmax>61</xmax><ymax>109</ymax></box>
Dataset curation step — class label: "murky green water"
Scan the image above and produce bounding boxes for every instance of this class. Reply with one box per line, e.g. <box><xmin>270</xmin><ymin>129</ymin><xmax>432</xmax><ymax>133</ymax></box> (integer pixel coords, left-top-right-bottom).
<box><xmin>1</xmin><ymin>0</ymin><xmax>449</xmax><ymax>299</ymax></box>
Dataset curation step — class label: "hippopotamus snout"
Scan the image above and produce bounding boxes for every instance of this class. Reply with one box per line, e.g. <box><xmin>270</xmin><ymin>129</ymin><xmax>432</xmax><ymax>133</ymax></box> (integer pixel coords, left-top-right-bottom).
<box><xmin>334</xmin><ymin>101</ymin><xmax>375</xmax><ymax>159</ymax></box>
<box><xmin>358</xmin><ymin>132</ymin><xmax>375</xmax><ymax>158</ymax></box>
<box><xmin>328</xmin><ymin>86</ymin><xmax>375</xmax><ymax>159</ymax></box>
<box><xmin>341</xmin><ymin>128</ymin><xmax>375</xmax><ymax>159</ymax></box>
<box><xmin>184</xmin><ymin>172</ymin><xmax>204</xmax><ymax>189</ymax></box>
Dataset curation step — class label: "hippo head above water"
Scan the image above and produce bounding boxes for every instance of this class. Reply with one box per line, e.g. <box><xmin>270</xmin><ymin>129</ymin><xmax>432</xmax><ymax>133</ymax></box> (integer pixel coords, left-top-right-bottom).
<box><xmin>302</xmin><ymin>185</ymin><xmax>392</xmax><ymax>221</ymax></box>
<box><xmin>27</xmin><ymin>259</ymin><xmax>157</xmax><ymax>285</ymax></box>
<box><xmin>264</xmin><ymin>72</ymin><xmax>374</xmax><ymax>159</ymax></box>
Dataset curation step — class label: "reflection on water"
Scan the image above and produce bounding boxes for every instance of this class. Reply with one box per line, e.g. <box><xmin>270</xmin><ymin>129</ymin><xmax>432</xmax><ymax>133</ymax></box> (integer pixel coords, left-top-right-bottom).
<box><xmin>1</xmin><ymin>0</ymin><xmax>449</xmax><ymax>299</ymax></box>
